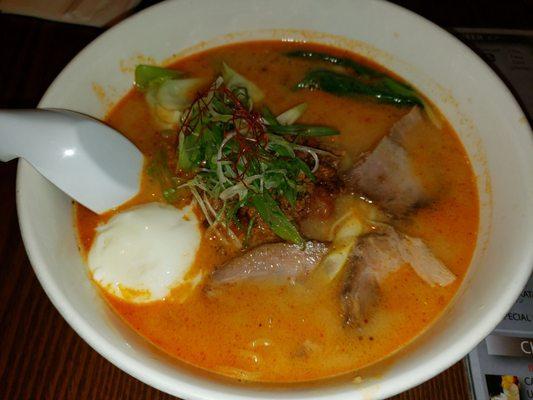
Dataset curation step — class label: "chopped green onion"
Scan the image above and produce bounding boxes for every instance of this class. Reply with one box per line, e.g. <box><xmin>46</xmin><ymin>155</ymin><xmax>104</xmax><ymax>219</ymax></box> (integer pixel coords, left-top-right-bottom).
<box><xmin>261</xmin><ymin>106</ymin><xmax>279</xmax><ymax>126</ymax></box>
<box><xmin>243</xmin><ymin>214</ymin><xmax>257</xmax><ymax>247</ymax></box>
<box><xmin>266</xmin><ymin>123</ymin><xmax>339</xmax><ymax>136</ymax></box>
<box><xmin>151</xmin><ymin>64</ymin><xmax>333</xmax><ymax>245</ymax></box>
<box><xmin>288</xmin><ymin>158</ymin><xmax>315</xmax><ymax>181</ymax></box>
<box><xmin>276</xmin><ymin>103</ymin><xmax>308</xmax><ymax>125</ymax></box>
<box><xmin>147</xmin><ymin>148</ymin><xmax>188</xmax><ymax>203</ymax></box>
<box><xmin>250</xmin><ymin>192</ymin><xmax>304</xmax><ymax>245</ymax></box>
<box><xmin>163</xmin><ymin>187</ymin><xmax>178</xmax><ymax>202</ymax></box>
<box><xmin>178</xmin><ymin>131</ymin><xmax>202</xmax><ymax>171</ymax></box>
<box><xmin>267</xmin><ymin>134</ymin><xmax>295</xmax><ymax>157</ymax></box>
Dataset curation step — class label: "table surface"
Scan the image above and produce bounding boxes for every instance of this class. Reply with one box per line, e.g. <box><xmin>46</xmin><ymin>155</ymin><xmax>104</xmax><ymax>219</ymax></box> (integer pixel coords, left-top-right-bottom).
<box><xmin>1</xmin><ymin>1</ymin><xmax>531</xmax><ymax>399</ymax></box>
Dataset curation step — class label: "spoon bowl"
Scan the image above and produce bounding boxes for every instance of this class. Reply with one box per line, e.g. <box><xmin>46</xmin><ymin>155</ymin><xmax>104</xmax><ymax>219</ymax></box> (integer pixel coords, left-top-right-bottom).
<box><xmin>0</xmin><ymin>109</ymin><xmax>143</xmax><ymax>213</ymax></box>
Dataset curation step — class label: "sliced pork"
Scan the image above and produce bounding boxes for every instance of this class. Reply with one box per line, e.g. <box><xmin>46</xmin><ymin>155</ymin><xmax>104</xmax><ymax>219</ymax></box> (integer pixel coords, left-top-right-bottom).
<box><xmin>397</xmin><ymin>234</ymin><xmax>456</xmax><ymax>287</ymax></box>
<box><xmin>341</xmin><ymin>224</ymin><xmax>455</xmax><ymax>326</ymax></box>
<box><xmin>342</xmin><ymin>258</ymin><xmax>381</xmax><ymax>327</ymax></box>
<box><xmin>207</xmin><ymin>241</ymin><xmax>328</xmax><ymax>289</ymax></box>
<box><xmin>341</xmin><ymin>107</ymin><xmax>427</xmax><ymax>215</ymax></box>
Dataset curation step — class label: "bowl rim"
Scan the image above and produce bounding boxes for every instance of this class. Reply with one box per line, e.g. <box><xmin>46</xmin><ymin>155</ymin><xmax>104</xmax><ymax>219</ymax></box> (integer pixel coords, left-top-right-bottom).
<box><xmin>16</xmin><ymin>0</ymin><xmax>533</xmax><ymax>399</ymax></box>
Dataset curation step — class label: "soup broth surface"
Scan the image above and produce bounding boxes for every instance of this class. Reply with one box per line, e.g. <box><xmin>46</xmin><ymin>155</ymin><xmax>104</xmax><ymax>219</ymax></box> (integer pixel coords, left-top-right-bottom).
<box><xmin>76</xmin><ymin>41</ymin><xmax>478</xmax><ymax>382</ymax></box>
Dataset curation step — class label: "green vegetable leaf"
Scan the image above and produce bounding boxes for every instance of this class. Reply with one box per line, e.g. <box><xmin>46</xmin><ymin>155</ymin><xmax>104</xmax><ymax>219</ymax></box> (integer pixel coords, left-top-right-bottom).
<box><xmin>382</xmin><ymin>77</ymin><xmax>419</xmax><ymax>99</ymax></box>
<box><xmin>134</xmin><ymin>65</ymin><xmax>183</xmax><ymax>91</ymax></box>
<box><xmin>250</xmin><ymin>192</ymin><xmax>303</xmax><ymax>245</ymax></box>
<box><xmin>222</xmin><ymin>62</ymin><xmax>265</xmax><ymax>103</ymax></box>
<box><xmin>155</xmin><ymin>78</ymin><xmax>204</xmax><ymax>110</ymax></box>
<box><xmin>146</xmin><ymin>68</ymin><xmax>332</xmax><ymax>247</ymax></box>
<box><xmin>287</xmin><ymin>51</ymin><xmax>420</xmax><ymax>96</ymax></box>
<box><xmin>178</xmin><ymin>132</ymin><xmax>202</xmax><ymax>171</ymax></box>
<box><xmin>267</xmin><ymin>134</ymin><xmax>295</xmax><ymax>157</ymax></box>
<box><xmin>226</xmin><ymin>198</ymin><xmax>246</xmax><ymax>230</ymax></box>
<box><xmin>280</xmin><ymin>182</ymin><xmax>298</xmax><ymax>207</ymax></box>
<box><xmin>266</xmin><ymin>122</ymin><xmax>339</xmax><ymax>136</ymax></box>
<box><xmin>286</xmin><ymin>50</ymin><xmax>381</xmax><ymax>78</ymax></box>
<box><xmin>147</xmin><ymin>148</ymin><xmax>187</xmax><ymax>203</ymax></box>
<box><xmin>288</xmin><ymin>157</ymin><xmax>315</xmax><ymax>181</ymax></box>
<box><xmin>163</xmin><ymin>187</ymin><xmax>178</xmax><ymax>202</ymax></box>
<box><xmin>296</xmin><ymin>69</ymin><xmax>422</xmax><ymax>107</ymax></box>
<box><xmin>261</xmin><ymin>106</ymin><xmax>279</xmax><ymax>126</ymax></box>
<box><xmin>287</xmin><ymin>50</ymin><xmax>423</xmax><ymax>107</ymax></box>
<box><xmin>243</xmin><ymin>214</ymin><xmax>256</xmax><ymax>247</ymax></box>
<box><xmin>203</xmin><ymin>125</ymin><xmax>224</xmax><ymax>170</ymax></box>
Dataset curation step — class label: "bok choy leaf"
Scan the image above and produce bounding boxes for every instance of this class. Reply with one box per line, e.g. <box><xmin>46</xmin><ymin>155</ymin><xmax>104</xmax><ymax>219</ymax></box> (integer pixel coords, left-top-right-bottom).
<box><xmin>286</xmin><ymin>50</ymin><xmax>381</xmax><ymax>78</ymax></box>
<box><xmin>296</xmin><ymin>69</ymin><xmax>422</xmax><ymax>107</ymax></box>
<box><xmin>288</xmin><ymin>50</ymin><xmax>423</xmax><ymax>107</ymax></box>
<box><xmin>156</xmin><ymin>78</ymin><xmax>205</xmax><ymax>110</ymax></box>
<box><xmin>222</xmin><ymin>62</ymin><xmax>265</xmax><ymax>104</ymax></box>
<box><xmin>134</xmin><ymin>65</ymin><xmax>183</xmax><ymax>91</ymax></box>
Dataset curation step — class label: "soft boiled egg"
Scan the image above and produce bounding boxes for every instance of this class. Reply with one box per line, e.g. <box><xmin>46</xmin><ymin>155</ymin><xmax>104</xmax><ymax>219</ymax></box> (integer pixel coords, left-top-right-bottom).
<box><xmin>88</xmin><ymin>202</ymin><xmax>201</xmax><ymax>303</ymax></box>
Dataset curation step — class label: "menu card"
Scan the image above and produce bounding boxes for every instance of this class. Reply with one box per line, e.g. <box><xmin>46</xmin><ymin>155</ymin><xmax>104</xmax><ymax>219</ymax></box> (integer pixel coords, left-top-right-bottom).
<box><xmin>455</xmin><ymin>28</ymin><xmax>533</xmax><ymax>400</ymax></box>
<box><xmin>466</xmin><ymin>275</ymin><xmax>533</xmax><ymax>400</ymax></box>
<box><xmin>454</xmin><ymin>28</ymin><xmax>533</xmax><ymax>399</ymax></box>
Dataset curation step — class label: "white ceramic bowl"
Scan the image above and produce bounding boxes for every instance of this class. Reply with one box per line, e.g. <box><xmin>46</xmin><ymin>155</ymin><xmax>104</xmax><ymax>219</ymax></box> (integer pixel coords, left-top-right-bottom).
<box><xmin>17</xmin><ymin>0</ymin><xmax>533</xmax><ymax>399</ymax></box>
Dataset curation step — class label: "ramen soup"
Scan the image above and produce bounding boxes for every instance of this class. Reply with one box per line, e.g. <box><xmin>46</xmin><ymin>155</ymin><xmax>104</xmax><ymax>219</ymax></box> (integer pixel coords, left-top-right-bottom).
<box><xmin>75</xmin><ymin>41</ymin><xmax>478</xmax><ymax>383</ymax></box>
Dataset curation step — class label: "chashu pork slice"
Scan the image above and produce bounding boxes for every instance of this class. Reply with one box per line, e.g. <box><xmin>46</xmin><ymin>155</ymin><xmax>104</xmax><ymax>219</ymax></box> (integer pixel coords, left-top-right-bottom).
<box><xmin>342</xmin><ymin>107</ymin><xmax>427</xmax><ymax>215</ymax></box>
<box><xmin>342</xmin><ymin>224</ymin><xmax>455</xmax><ymax>326</ymax></box>
<box><xmin>207</xmin><ymin>241</ymin><xmax>328</xmax><ymax>291</ymax></box>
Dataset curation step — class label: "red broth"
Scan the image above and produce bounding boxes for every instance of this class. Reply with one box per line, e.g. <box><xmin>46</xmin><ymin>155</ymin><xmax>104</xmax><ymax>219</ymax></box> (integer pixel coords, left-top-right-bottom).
<box><xmin>75</xmin><ymin>41</ymin><xmax>478</xmax><ymax>382</ymax></box>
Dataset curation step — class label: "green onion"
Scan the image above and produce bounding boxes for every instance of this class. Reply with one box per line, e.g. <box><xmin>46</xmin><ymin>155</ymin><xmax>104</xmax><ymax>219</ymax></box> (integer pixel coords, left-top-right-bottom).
<box><xmin>165</xmin><ymin>64</ymin><xmax>334</xmax><ymax>245</ymax></box>
<box><xmin>266</xmin><ymin>123</ymin><xmax>339</xmax><ymax>136</ymax></box>
<box><xmin>261</xmin><ymin>107</ymin><xmax>279</xmax><ymax>126</ymax></box>
<box><xmin>288</xmin><ymin>157</ymin><xmax>315</xmax><ymax>181</ymax></box>
<box><xmin>147</xmin><ymin>148</ymin><xmax>187</xmax><ymax>203</ymax></box>
<box><xmin>163</xmin><ymin>187</ymin><xmax>178</xmax><ymax>202</ymax></box>
<box><xmin>267</xmin><ymin>134</ymin><xmax>295</xmax><ymax>157</ymax></box>
<box><xmin>250</xmin><ymin>192</ymin><xmax>304</xmax><ymax>245</ymax></box>
<box><xmin>134</xmin><ymin>65</ymin><xmax>182</xmax><ymax>91</ymax></box>
<box><xmin>178</xmin><ymin>131</ymin><xmax>202</xmax><ymax>171</ymax></box>
<box><xmin>243</xmin><ymin>214</ymin><xmax>257</xmax><ymax>247</ymax></box>
<box><xmin>276</xmin><ymin>103</ymin><xmax>308</xmax><ymax>125</ymax></box>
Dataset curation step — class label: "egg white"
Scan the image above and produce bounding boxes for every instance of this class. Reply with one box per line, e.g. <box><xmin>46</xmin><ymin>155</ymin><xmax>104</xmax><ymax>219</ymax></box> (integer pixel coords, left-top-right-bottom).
<box><xmin>88</xmin><ymin>202</ymin><xmax>201</xmax><ymax>303</ymax></box>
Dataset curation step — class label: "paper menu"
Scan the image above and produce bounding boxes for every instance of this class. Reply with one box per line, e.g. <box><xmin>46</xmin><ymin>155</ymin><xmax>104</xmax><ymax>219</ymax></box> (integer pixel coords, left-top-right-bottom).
<box><xmin>465</xmin><ymin>272</ymin><xmax>533</xmax><ymax>400</ymax></box>
<box><xmin>466</xmin><ymin>275</ymin><xmax>533</xmax><ymax>400</ymax></box>
<box><xmin>452</xmin><ymin>28</ymin><xmax>533</xmax><ymax>400</ymax></box>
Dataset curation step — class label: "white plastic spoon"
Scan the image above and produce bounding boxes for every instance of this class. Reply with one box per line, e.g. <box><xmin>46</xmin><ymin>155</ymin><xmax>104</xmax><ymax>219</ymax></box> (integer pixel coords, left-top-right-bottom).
<box><xmin>1</xmin><ymin>109</ymin><xmax>143</xmax><ymax>214</ymax></box>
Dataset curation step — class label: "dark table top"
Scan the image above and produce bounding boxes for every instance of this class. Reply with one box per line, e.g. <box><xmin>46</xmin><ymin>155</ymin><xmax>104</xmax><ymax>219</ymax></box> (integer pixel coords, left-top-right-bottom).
<box><xmin>1</xmin><ymin>1</ymin><xmax>531</xmax><ymax>399</ymax></box>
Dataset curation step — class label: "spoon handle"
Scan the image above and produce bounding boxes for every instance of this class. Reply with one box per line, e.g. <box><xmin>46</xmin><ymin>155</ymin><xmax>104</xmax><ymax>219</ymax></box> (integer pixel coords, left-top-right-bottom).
<box><xmin>1</xmin><ymin>108</ymin><xmax>143</xmax><ymax>214</ymax></box>
<box><xmin>0</xmin><ymin>109</ymin><xmax>45</xmax><ymax>161</ymax></box>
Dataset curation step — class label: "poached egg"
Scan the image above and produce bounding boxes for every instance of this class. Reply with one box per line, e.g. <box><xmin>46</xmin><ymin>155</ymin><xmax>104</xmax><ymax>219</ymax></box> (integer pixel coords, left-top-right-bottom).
<box><xmin>88</xmin><ymin>202</ymin><xmax>201</xmax><ymax>303</ymax></box>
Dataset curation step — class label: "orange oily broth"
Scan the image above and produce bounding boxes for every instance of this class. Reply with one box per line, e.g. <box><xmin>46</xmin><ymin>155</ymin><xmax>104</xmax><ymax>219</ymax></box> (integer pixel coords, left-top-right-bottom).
<box><xmin>75</xmin><ymin>41</ymin><xmax>478</xmax><ymax>382</ymax></box>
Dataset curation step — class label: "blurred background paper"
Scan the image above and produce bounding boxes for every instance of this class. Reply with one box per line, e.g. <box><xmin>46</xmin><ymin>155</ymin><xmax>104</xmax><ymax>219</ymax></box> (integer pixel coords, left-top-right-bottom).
<box><xmin>0</xmin><ymin>0</ymin><xmax>142</xmax><ymax>26</ymax></box>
